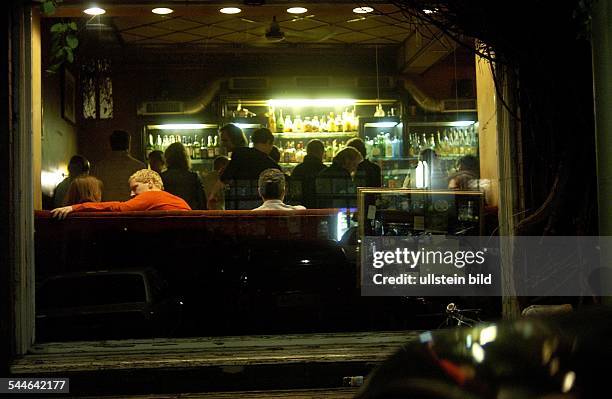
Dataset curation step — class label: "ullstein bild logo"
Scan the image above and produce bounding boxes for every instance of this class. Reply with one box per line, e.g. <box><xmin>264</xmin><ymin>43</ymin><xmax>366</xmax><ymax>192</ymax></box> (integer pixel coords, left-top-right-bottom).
<box><xmin>371</xmin><ymin>273</ymin><xmax>492</xmax><ymax>286</ymax></box>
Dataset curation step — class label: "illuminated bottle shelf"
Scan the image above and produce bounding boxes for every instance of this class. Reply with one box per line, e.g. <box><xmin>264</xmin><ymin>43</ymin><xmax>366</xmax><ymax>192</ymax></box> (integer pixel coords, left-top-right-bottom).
<box><xmin>273</xmin><ymin>131</ymin><xmax>358</xmax><ymax>139</ymax></box>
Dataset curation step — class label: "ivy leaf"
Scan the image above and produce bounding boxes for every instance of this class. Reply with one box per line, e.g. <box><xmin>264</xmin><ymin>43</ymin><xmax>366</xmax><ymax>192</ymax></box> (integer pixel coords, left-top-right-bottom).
<box><xmin>69</xmin><ymin>22</ymin><xmax>77</xmax><ymax>31</ymax></box>
<box><xmin>51</xmin><ymin>40</ymin><xmax>61</xmax><ymax>54</ymax></box>
<box><xmin>54</xmin><ymin>48</ymin><xmax>64</xmax><ymax>60</ymax></box>
<box><xmin>65</xmin><ymin>47</ymin><xmax>74</xmax><ymax>63</ymax></box>
<box><xmin>46</xmin><ymin>64</ymin><xmax>60</xmax><ymax>74</ymax></box>
<box><xmin>66</xmin><ymin>35</ymin><xmax>78</xmax><ymax>49</ymax></box>
<box><xmin>41</xmin><ymin>1</ymin><xmax>56</xmax><ymax>15</ymax></box>
<box><xmin>50</xmin><ymin>23</ymin><xmax>66</xmax><ymax>33</ymax></box>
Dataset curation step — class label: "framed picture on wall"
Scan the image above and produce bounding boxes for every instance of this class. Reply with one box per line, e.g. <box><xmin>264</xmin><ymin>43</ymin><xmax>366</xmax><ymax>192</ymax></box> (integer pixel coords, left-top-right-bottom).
<box><xmin>62</xmin><ymin>68</ymin><xmax>76</xmax><ymax>124</ymax></box>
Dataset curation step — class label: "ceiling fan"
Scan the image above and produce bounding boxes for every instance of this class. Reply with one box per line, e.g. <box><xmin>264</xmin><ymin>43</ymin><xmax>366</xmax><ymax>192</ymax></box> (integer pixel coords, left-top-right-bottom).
<box><xmin>264</xmin><ymin>16</ymin><xmax>285</xmax><ymax>42</ymax></box>
<box><xmin>249</xmin><ymin>16</ymin><xmax>339</xmax><ymax>46</ymax></box>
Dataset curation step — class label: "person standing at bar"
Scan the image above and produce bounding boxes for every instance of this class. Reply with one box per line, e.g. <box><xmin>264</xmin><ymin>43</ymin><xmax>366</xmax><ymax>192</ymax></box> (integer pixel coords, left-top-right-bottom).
<box><xmin>347</xmin><ymin>137</ymin><xmax>382</xmax><ymax>187</ymax></box>
<box><xmin>316</xmin><ymin>147</ymin><xmax>363</xmax><ymax>208</ymax></box>
<box><xmin>291</xmin><ymin>139</ymin><xmax>327</xmax><ymax>208</ymax></box>
<box><xmin>208</xmin><ymin>125</ymin><xmax>282</xmax><ymax>206</ymax></box>
<box><xmin>203</xmin><ymin>156</ymin><xmax>229</xmax><ymax>210</ymax></box>
<box><xmin>148</xmin><ymin>150</ymin><xmax>166</xmax><ymax>174</ymax></box>
<box><xmin>161</xmin><ymin>142</ymin><xmax>206</xmax><ymax>210</ymax></box>
<box><xmin>220</xmin><ymin>126</ymin><xmax>281</xmax><ymax>181</ymax></box>
<box><xmin>92</xmin><ymin>130</ymin><xmax>146</xmax><ymax>201</ymax></box>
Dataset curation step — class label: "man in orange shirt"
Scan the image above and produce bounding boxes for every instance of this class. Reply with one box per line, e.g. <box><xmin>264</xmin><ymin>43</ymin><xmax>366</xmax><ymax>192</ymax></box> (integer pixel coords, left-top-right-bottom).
<box><xmin>51</xmin><ymin>169</ymin><xmax>191</xmax><ymax>219</ymax></box>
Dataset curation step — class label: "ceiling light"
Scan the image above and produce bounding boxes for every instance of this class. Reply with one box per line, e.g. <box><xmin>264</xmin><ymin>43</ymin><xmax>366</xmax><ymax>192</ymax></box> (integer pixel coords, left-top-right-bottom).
<box><xmin>152</xmin><ymin>8</ymin><xmax>174</xmax><ymax>15</ymax></box>
<box><xmin>449</xmin><ymin>120</ymin><xmax>475</xmax><ymax>127</ymax></box>
<box><xmin>147</xmin><ymin>124</ymin><xmax>218</xmax><ymax>130</ymax></box>
<box><xmin>267</xmin><ymin>98</ymin><xmax>357</xmax><ymax>107</ymax></box>
<box><xmin>83</xmin><ymin>7</ymin><xmax>106</xmax><ymax>16</ymax></box>
<box><xmin>352</xmin><ymin>7</ymin><xmax>373</xmax><ymax>14</ymax></box>
<box><xmin>287</xmin><ymin>7</ymin><xmax>308</xmax><ymax>14</ymax></box>
<box><xmin>220</xmin><ymin>7</ymin><xmax>242</xmax><ymax>14</ymax></box>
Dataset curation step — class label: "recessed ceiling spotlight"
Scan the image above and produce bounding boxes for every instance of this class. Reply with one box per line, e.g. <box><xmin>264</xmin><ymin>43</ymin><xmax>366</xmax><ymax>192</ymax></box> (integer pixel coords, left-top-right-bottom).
<box><xmin>352</xmin><ymin>7</ymin><xmax>373</xmax><ymax>14</ymax></box>
<box><xmin>220</xmin><ymin>7</ymin><xmax>242</xmax><ymax>14</ymax></box>
<box><xmin>287</xmin><ymin>7</ymin><xmax>308</xmax><ymax>14</ymax></box>
<box><xmin>152</xmin><ymin>8</ymin><xmax>174</xmax><ymax>15</ymax></box>
<box><xmin>83</xmin><ymin>7</ymin><xmax>106</xmax><ymax>16</ymax></box>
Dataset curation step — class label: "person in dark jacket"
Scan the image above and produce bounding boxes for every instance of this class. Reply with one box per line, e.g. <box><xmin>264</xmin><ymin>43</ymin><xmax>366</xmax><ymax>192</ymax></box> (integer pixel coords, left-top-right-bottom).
<box><xmin>220</xmin><ymin>126</ymin><xmax>281</xmax><ymax>181</ymax></box>
<box><xmin>161</xmin><ymin>142</ymin><xmax>206</xmax><ymax>209</ymax></box>
<box><xmin>210</xmin><ymin>125</ymin><xmax>281</xmax><ymax>208</ymax></box>
<box><xmin>347</xmin><ymin>137</ymin><xmax>382</xmax><ymax>187</ymax></box>
<box><xmin>316</xmin><ymin>147</ymin><xmax>363</xmax><ymax>208</ymax></box>
<box><xmin>291</xmin><ymin>139</ymin><xmax>327</xmax><ymax>208</ymax></box>
<box><xmin>269</xmin><ymin>145</ymin><xmax>281</xmax><ymax>163</ymax></box>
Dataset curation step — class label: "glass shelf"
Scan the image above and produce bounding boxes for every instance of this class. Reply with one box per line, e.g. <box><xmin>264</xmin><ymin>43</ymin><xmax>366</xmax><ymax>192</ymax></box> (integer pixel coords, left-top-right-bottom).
<box><xmin>273</xmin><ymin>131</ymin><xmax>358</xmax><ymax>139</ymax></box>
<box><xmin>371</xmin><ymin>157</ymin><xmax>416</xmax><ymax>161</ymax></box>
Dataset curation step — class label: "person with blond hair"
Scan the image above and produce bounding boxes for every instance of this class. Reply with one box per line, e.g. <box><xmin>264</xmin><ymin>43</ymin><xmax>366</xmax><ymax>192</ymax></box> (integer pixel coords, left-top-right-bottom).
<box><xmin>51</xmin><ymin>169</ymin><xmax>191</xmax><ymax>219</ymax></box>
<box><xmin>65</xmin><ymin>175</ymin><xmax>103</xmax><ymax>205</ymax></box>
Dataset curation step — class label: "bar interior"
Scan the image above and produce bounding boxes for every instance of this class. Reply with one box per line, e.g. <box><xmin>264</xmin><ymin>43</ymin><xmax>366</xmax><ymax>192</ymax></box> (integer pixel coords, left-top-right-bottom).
<box><xmin>33</xmin><ymin>2</ymin><xmax>501</xmax><ymax>342</ymax></box>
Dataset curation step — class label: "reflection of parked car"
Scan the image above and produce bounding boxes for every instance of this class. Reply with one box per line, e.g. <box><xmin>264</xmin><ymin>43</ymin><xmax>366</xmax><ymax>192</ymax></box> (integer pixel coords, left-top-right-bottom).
<box><xmin>36</xmin><ymin>269</ymin><xmax>183</xmax><ymax>342</ymax></box>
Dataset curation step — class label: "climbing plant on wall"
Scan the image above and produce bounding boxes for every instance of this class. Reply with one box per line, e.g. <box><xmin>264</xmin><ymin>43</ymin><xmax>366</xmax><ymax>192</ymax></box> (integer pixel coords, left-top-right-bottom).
<box><xmin>41</xmin><ymin>0</ymin><xmax>79</xmax><ymax>73</ymax></box>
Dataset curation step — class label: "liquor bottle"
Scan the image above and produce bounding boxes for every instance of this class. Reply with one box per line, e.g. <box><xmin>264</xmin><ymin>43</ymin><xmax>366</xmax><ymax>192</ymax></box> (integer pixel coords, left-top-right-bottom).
<box><xmin>283</xmin><ymin>114</ymin><xmax>293</xmax><ymax>132</ymax></box>
<box><xmin>296</xmin><ymin>142</ymin><xmax>306</xmax><ymax>163</ymax></box>
<box><xmin>213</xmin><ymin>136</ymin><xmax>221</xmax><ymax>156</ymax></box>
<box><xmin>145</xmin><ymin>134</ymin><xmax>154</xmax><ymax>158</ymax></box>
<box><xmin>342</xmin><ymin>108</ymin><xmax>350</xmax><ymax>132</ymax></box>
<box><xmin>325</xmin><ymin>140</ymin><xmax>333</xmax><ymax>160</ymax></box>
<box><xmin>206</xmin><ymin>136</ymin><xmax>214</xmax><ymax>158</ymax></box>
<box><xmin>312</xmin><ymin>116</ymin><xmax>320</xmax><ymax>132</ymax></box>
<box><xmin>201</xmin><ymin>136</ymin><xmax>208</xmax><ymax>158</ymax></box>
<box><xmin>365</xmin><ymin>138</ymin><xmax>374</xmax><ymax>157</ymax></box>
<box><xmin>334</xmin><ymin>113</ymin><xmax>343</xmax><ymax>132</ymax></box>
<box><xmin>385</xmin><ymin>133</ymin><xmax>393</xmax><ymax>158</ymax></box>
<box><xmin>374</xmin><ymin>104</ymin><xmax>385</xmax><ymax>117</ymax></box>
<box><xmin>328</xmin><ymin>113</ymin><xmax>336</xmax><ymax>132</ymax></box>
<box><xmin>303</xmin><ymin>117</ymin><xmax>312</xmax><ymax>132</ymax></box>
<box><xmin>268</xmin><ymin>107</ymin><xmax>276</xmax><ymax>133</ymax></box>
<box><xmin>286</xmin><ymin>141</ymin><xmax>296</xmax><ymax>163</ymax></box>
<box><xmin>293</xmin><ymin>115</ymin><xmax>303</xmax><ymax>133</ymax></box>
<box><xmin>434</xmin><ymin>131</ymin><xmax>442</xmax><ymax>155</ymax></box>
<box><xmin>277</xmin><ymin>109</ymin><xmax>284</xmax><ymax>133</ymax></box>
<box><xmin>392</xmin><ymin>135</ymin><xmax>401</xmax><ymax>158</ymax></box>
<box><xmin>191</xmin><ymin>135</ymin><xmax>199</xmax><ymax>159</ymax></box>
<box><xmin>352</xmin><ymin>106</ymin><xmax>359</xmax><ymax>132</ymax></box>
<box><xmin>441</xmin><ymin>130</ymin><xmax>450</xmax><ymax>156</ymax></box>
<box><xmin>319</xmin><ymin>115</ymin><xmax>329</xmax><ymax>132</ymax></box>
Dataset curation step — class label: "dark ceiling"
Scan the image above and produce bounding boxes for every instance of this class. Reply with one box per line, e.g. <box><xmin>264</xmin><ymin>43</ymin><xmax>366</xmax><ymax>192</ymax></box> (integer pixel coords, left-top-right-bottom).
<box><xmin>48</xmin><ymin>2</ymin><xmax>456</xmax><ymax>74</ymax></box>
